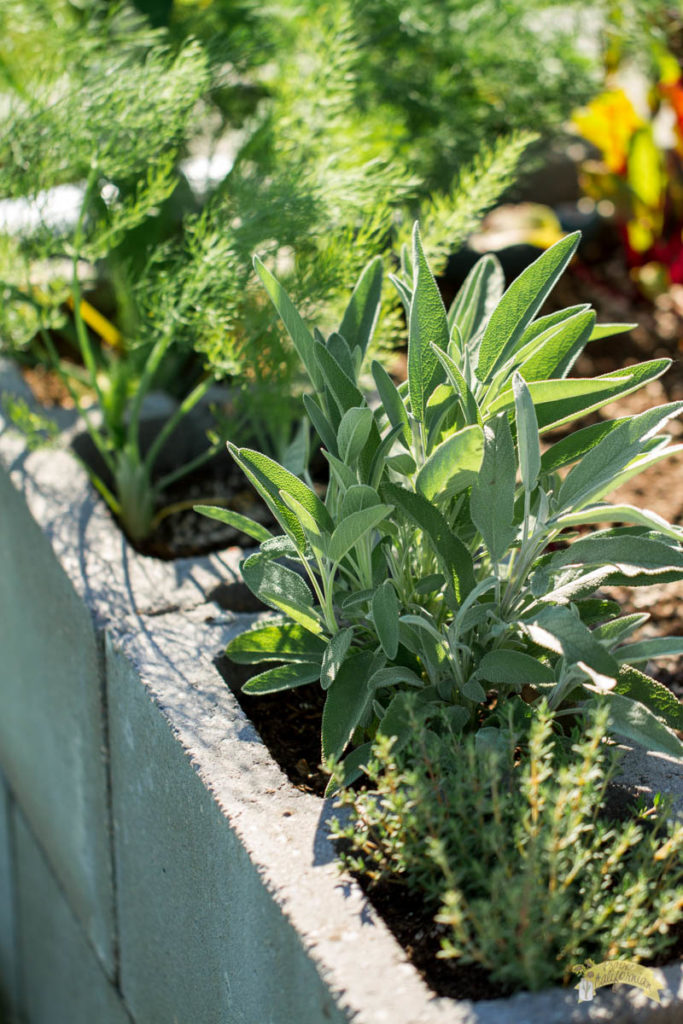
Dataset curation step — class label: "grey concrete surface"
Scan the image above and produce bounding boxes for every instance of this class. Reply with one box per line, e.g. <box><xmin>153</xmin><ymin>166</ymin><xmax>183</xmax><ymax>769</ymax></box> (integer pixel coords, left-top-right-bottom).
<box><xmin>0</xmin><ymin>776</ymin><xmax>16</xmax><ymax>1015</ymax></box>
<box><xmin>0</xmin><ymin>359</ymin><xmax>681</xmax><ymax>1024</ymax></box>
<box><xmin>108</xmin><ymin>641</ymin><xmax>346</xmax><ymax>1024</ymax></box>
<box><xmin>0</xmin><ymin>462</ymin><xmax>116</xmax><ymax>975</ymax></box>
<box><xmin>13</xmin><ymin>808</ymin><xmax>131</xmax><ymax>1024</ymax></box>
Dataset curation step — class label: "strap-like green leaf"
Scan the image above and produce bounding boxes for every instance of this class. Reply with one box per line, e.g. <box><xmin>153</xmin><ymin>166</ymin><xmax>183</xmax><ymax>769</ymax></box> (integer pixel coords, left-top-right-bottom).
<box><xmin>558</xmin><ymin>401</ymin><xmax>683</xmax><ymax>511</ymax></box>
<box><xmin>524</xmin><ymin>605</ymin><xmax>618</xmax><ymax>685</ymax></box>
<box><xmin>372</xmin><ymin>580</ymin><xmax>400</xmax><ymax>659</ymax></box>
<box><xmin>616</xmin><ymin>637</ymin><xmax>683</xmax><ymax>666</ymax></box>
<box><xmin>383</xmin><ymin>482</ymin><xmax>475</xmax><ymax>603</ymax></box>
<box><xmin>447</xmin><ymin>252</ymin><xmax>504</xmax><ymax>345</ymax></box>
<box><xmin>241</xmin><ymin>553</ymin><xmax>323</xmax><ymax>634</ymax></box>
<box><xmin>313</xmin><ymin>340</ymin><xmax>365</xmax><ymax>417</ymax></box>
<box><xmin>415</xmin><ymin>424</ymin><xmax>484</xmax><ymax>502</ymax></box>
<box><xmin>338</xmin><ymin>407</ymin><xmax>374</xmax><ymax>464</ymax></box>
<box><xmin>303</xmin><ymin>394</ymin><xmax>338</xmax><ymax>456</ymax></box>
<box><xmin>431</xmin><ymin>345</ymin><xmax>482</xmax><ymax>426</ymax></box>
<box><xmin>470</xmin><ymin>412</ymin><xmax>517</xmax><ymax>564</ymax></box>
<box><xmin>541</xmin><ymin>419</ymin><xmax>627</xmax><ymax>474</ymax></box>
<box><xmin>231</xmin><ymin>445</ymin><xmax>333</xmax><ymax>535</ymax></box>
<box><xmin>339</xmin><ymin>256</ymin><xmax>383</xmax><ymax>360</ymax></box>
<box><xmin>242</xmin><ymin>662</ymin><xmax>321</xmax><ymax>694</ymax></box>
<box><xmin>597</xmin><ymin>690</ymin><xmax>683</xmax><ymax>758</ymax></box>
<box><xmin>476</xmin><ymin>232</ymin><xmax>580</xmax><ymax>381</ymax></box>
<box><xmin>554</xmin><ymin>504</ymin><xmax>683</xmax><ymax>542</ymax></box>
<box><xmin>516</xmin><ymin>309</ymin><xmax>595</xmax><ymax>382</ymax></box>
<box><xmin>408</xmin><ymin>223</ymin><xmax>448</xmax><ymax>423</ymax></box>
<box><xmin>328</xmin><ymin>504</ymin><xmax>393</xmax><ymax>564</ymax></box>
<box><xmin>479</xmin><ymin>650</ymin><xmax>554</xmax><ymax>685</ymax></box>
<box><xmin>227</xmin><ymin>620</ymin><xmax>326</xmax><ymax>664</ymax></box>
<box><xmin>321</xmin><ymin>652</ymin><xmax>375</xmax><ymax>760</ymax></box>
<box><xmin>534</xmin><ymin>359</ymin><xmax>670</xmax><ymax>432</ymax></box>
<box><xmin>589</xmin><ymin>321</ymin><xmax>637</xmax><ymax>342</ymax></box>
<box><xmin>614</xmin><ymin>664</ymin><xmax>683</xmax><ymax>730</ymax></box>
<box><xmin>550</xmin><ymin>533</ymin><xmax>683</xmax><ymax>577</ymax></box>
<box><xmin>372</xmin><ymin>360</ymin><xmax>412</xmax><ymax>447</ymax></box>
<box><xmin>253</xmin><ymin>255</ymin><xmax>322</xmax><ymax>390</ymax></box>
<box><xmin>194</xmin><ymin>504</ymin><xmax>272</xmax><ymax>543</ymax></box>
<box><xmin>512</xmin><ymin>372</ymin><xmax>540</xmax><ymax>492</ymax></box>
<box><xmin>320</xmin><ymin>628</ymin><xmax>354</xmax><ymax>690</ymax></box>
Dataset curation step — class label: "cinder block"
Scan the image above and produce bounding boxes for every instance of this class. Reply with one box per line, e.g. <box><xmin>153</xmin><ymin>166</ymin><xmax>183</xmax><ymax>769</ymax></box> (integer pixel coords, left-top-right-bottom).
<box><xmin>107</xmin><ymin>641</ymin><xmax>346</xmax><ymax>1024</ymax></box>
<box><xmin>0</xmin><ymin>775</ymin><xmax>16</xmax><ymax>1015</ymax></box>
<box><xmin>13</xmin><ymin>809</ymin><xmax>130</xmax><ymax>1024</ymax></box>
<box><xmin>0</xmin><ymin>466</ymin><xmax>115</xmax><ymax>975</ymax></box>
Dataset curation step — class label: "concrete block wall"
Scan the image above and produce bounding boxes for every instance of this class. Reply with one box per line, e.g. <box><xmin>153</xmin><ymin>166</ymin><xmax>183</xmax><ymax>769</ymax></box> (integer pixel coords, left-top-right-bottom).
<box><xmin>1</xmin><ymin>370</ymin><xmax>682</xmax><ymax>1024</ymax></box>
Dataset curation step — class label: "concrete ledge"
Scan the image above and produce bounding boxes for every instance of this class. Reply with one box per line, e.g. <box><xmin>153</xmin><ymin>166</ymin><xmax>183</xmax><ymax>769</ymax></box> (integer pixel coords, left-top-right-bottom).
<box><xmin>0</xmin><ymin>363</ymin><xmax>681</xmax><ymax>1024</ymax></box>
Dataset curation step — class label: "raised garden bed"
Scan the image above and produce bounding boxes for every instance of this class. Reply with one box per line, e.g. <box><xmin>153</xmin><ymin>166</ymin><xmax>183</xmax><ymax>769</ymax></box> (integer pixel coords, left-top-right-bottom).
<box><xmin>1</xmin><ymin>359</ymin><xmax>683</xmax><ymax>1023</ymax></box>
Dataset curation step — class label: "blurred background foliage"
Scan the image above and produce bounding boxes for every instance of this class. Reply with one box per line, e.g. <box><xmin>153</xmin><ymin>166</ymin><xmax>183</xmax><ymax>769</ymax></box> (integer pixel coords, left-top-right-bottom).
<box><xmin>0</xmin><ymin>0</ymin><xmax>655</xmax><ymax>458</ymax></box>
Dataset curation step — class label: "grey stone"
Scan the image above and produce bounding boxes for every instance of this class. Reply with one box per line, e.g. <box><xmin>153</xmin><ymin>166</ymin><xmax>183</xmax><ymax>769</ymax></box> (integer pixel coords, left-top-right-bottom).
<box><xmin>0</xmin><ymin>774</ymin><xmax>17</xmax><ymax>1015</ymax></box>
<box><xmin>13</xmin><ymin>809</ymin><xmax>131</xmax><ymax>1024</ymax></box>
<box><xmin>0</xmin><ymin>462</ymin><xmax>116</xmax><ymax>975</ymax></box>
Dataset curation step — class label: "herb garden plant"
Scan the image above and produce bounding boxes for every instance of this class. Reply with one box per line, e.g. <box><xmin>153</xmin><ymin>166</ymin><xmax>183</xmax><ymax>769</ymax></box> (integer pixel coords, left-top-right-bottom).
<box><xmin>203</xmin><ymin>226</ymin><xmax>683</xmax><ymax>788</ymax></box>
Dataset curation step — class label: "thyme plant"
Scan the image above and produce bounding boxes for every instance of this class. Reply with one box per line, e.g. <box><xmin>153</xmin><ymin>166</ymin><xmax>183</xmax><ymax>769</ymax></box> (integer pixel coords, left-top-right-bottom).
<box><xmin>204</xmin><ymin>226</ymin><xmax>683</xmax><ymax>785</ymax></box>
<box><xmin>331</xmin><ymin>702</ymin><xmax>683</xmax><ymax>992</ymax></box>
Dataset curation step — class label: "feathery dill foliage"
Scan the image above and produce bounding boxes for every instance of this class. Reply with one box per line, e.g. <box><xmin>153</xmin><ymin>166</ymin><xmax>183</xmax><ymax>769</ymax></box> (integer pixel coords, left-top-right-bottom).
<box><xmin>302</xmin><ymin>0</ymin><xmax>601</xmax><ymax>193</ymax></box>
<box><xmin>332</xmin><ymin>702</ymin><xmax>683</xmax><ymax>993</ymax></box>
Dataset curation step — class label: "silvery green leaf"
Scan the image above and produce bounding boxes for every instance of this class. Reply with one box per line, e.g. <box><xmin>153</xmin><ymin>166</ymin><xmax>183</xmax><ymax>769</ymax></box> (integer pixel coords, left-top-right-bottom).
<box><xmin>389</xmin><ymin>272</ymin><xmax>413</xmax><ymax>316</ymax></box>
<box><xmin>416</xmin><ymin>424</ymin><xmax>484</xmax><ymax>502</ymax></box>
<box><xmin>338</xmin><ymin>406</ymin><xmax>374</xmax><ymax>464</ymax></box>
<box><xmin>554</xmin><ymin>503</ymin><xmax>683</xmax><ymax>542</ymax></box>
<box><xmin>371</xmin><ymin>359</ymin><xmax>412</xmax><ymax>447</ymax></box>
<box><xmin>603</xmin><ymin>442</ymin><xmax>683</xmax><ymax>498</ymax></box>
<box><xmin>280</xmin><ymin>491</ymin><xmax>328</xmax><ymax>560</ymax></box>
<box><xmin>399</xmin><ymin>614</ymin><xmax>444</xmax><ymax>644</ymax></box>
<box><xmin>328</xmin><ymin>504</ymin><xmax>393</xmax><ymax>563</ymax></box>
<box><xmin>589</xmin><ymin>321</ymin><xmax>637</xmax><ymax>342</ymax></box>
<box><xmin>303</xmin><ymin>394</ymin><xmax>338</xmax><ymax>456</ymax></box>
<box><xmin>512</xmin><ymin>372</ymin><xmax>540</xmax><ymax>492</ymax></box>
<box><xmin>517</xmin><ymin>309</ymin><xmax>595</xmax><ymax>381</ymax></box>
<box><xmin>479</xmin><ymin>650</ymin><xmax>555</xmax><ymax>685</ymax></box>
<box><xmin>476</xmin><ymin>232</ymin><xmax>580</xmax><ymax>381</ymax></box>
<box><xmin>470</xmin><ymin>412</ymin><xmax>517</xmax><ymax>564</ymax></box>
<box><xmin>542</xmin><ymin>566</ymin><xmax>623</xmax><ymax>604</ymax></box>
<box><xmin>227</xmin><ymin>620</ymin><xmax>326</xmax><ymax>664</ymax></box>
<box><xmin>595</xmin><ymin>691</ymin><xmax>683</xmax><ymax>758</ymax></box>
<box><xmin>523</xmin><ymin>605</ymin><xmax>618</xmax><ymax>687</ymax></box>
<box><xmin>550</xmin><ymin>532</ymin><xmax>683</xmax><ymax>580</ymax></box>
<box><xmin>488</xmin><ymin>374</ymin><xmax>627</xmax><ymax>418</ymax></box>
<box><xmin>408</xmin><ymin>222</ymin><xmax>448</xmax><ymax>423</ymax></box>
<box><xmin>447</xmin><ymin>252</ymin><xmax>504</xmax><ymax>345</ymax></box>
<box><xmin>372</xmin><ymin>580</ymin><xmax>400</xmax><ymax>659</ymax></box>
<box><xmin>592</xmin><ymin>614</ymin><xmax>649</xmax><ymax>648</ymax></box>
<box><xmin>614</xmin><ymin>664</ymin><xmax>683</xmax><ymax>730</ymax></box>
<box><xmin>533</xmin><ymin>359</ymin><xmax>671</xmax><ymax>432</ymax></box>
<box><xmin>242</xmin><ymin>553</ymin><xmax>323</xmax><ymax>634</ymax></box>
<box><xmin>313</xmin><ymin>340</ymin><xmax>365</xmax><ymax>416</ymax></box>
<box><xmin>242</xmin><ymin>662</ymin><xmax>321</xmax><ymax>694</ymax></box>
<box><xmin>327</xmin><ymin>332</ymin><xmax>355</xmax><ymax>379</ymax></box>
<box><xmin>558</xmin><ymin>401</ymin><xmax>683</xmax><ymax>511</ymax></box>
<box><xmin>230</xmin><ymin>443</ymin><xmax>333</xmax><ymax>548</ymax></box>
<box><xmin>339</xmin><ymin>256</ymin><xmax>383</xmax><ymax>360</ymax></box>
<box><xmin>194</xmin><ymin>504</ymin><xmax>272</xmax><ymax>544</ymax></box>
<box><xmin>341</xmin><ymin>484</ymin><xmax>383</xmax><ymax>517</ymax></box>
<box><xmin>259</xmin><ymin>535</ymin><xmax>299</xmax><ymax>557</ymax></box>
<box><xmin>322</xmin><ymin>449</ymin><xmax>357</xmax><ymax>491</ymax></box>
<box><xmin>462</xmin><ymin>677</ymin><xmax>487</xmax><ymax>702</ymax></box>
<box><xmin>322</xmin><ymin>652</ymin><xmax>375</xmax><ymax>760</ymax></box>
<box><xmin>615</xmin><ymin>637</ymin><xmax>683</xmax><ymax>665</ymax></box>
<box><xmin>431</xmin><ymin>344</ymin><xmax>482</xmax><ymax>425</ymax></box>
<box><xmin>341</xmin><ymin>589</ymin><xmax>375</xmax><ymax>611</ymax></box>
<box><xmin>385</xmin><ymin>452</ymin><xmax>417</xmax><ymax>475</ymax></box>
<box><xmin>253</xmin><ymin>255</ymin><xmax>322</xmax><ymax>390</ymax></box>
<box><xmin>541</xmin><ymin>418</ymin><xmax>628</xmax><ymax>474</ymax></box>
<box><xmin>383</xmin><ymin>482</ymin><xmax>475</xmax><ymax>603</ymax></box>
<box><xmin>368</xmin><ymin>666</ymin><xmax>424</xmax><ymax>689</ymax></box>
<box><xmin>320</xmin><ymin>628</ymin><xmax>354</xmax><ymax>690</ymax></box>
<box><xmin>414</xmin><ymin>573</ymin><xmax>445</xmax><ymax>595</ymax></box>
